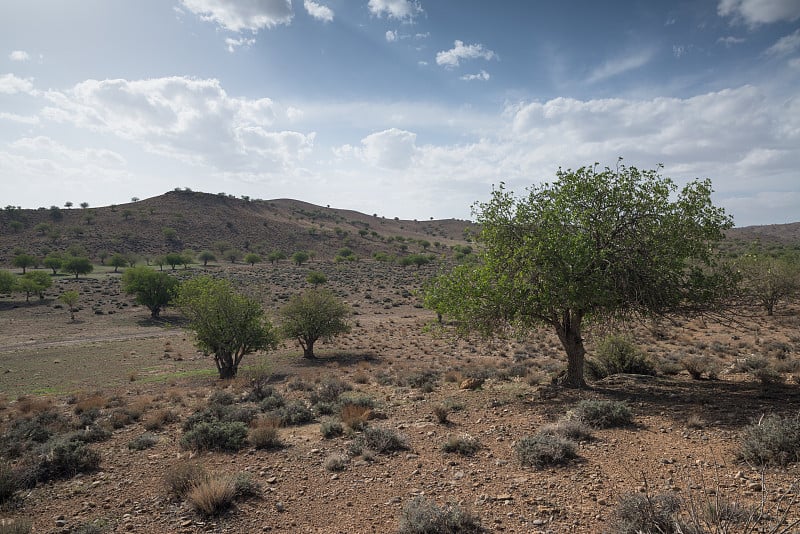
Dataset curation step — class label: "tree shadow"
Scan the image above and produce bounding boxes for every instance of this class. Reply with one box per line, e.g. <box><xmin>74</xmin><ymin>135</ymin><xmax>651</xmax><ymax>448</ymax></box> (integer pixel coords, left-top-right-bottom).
<box><xmin>293</xmin><ymin>350</ymin><xmax>381</xmax><ymax>368</ymax></box>
<box><xmin>135</xmin><ymin>314</ymin><xmax>190</xmax><ymax>328</ymax></box>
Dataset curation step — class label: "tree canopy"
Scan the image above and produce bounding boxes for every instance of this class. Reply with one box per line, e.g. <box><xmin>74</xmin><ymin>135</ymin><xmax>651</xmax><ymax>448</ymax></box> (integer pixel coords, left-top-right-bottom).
<box><xmin>424</xmin><ymin>162</ymin><xmax>734</xmax><ymax>387</ymax></box>
<box><xmin>278</xmin><ymin>288</ymin><xmax>351</xmax><ymax>359</ymax></box>
<box><xmin>176</xmin><ymin>276</ymin><xmax>278</xmax><ymax>379</ymax></box>
<box><xmin>122</xmin><ymin>266</ymin><xmax>179</xmax><ymax>318</ymax></box>
<box><xmin>62</xmin><ymin>256</ymin><xmax>93</xmax><ymax>279</ymax></box>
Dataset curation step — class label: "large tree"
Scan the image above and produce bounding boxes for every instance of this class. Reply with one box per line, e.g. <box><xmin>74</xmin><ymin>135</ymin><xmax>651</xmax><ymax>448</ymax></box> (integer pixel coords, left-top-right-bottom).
<box><xmin>176</xmin><ymin>276</ymin><xmax>278</xmax><ymax>379</ymax></box>
<box><xmin>62</xmin><ymin>256</ymin><xmax>93</xmax><ymax>279</ymax></box>
<box><xmin>18</xmin><ymin>271</ymin><xmax>51</xmax><ymax>302</ymax></box>
<box><xmin>278</xmin><ymin>288</ymin><xmax>351</xmax><ymax>359</ymax></box>
<box><xmin>737</xmin><ymin>253</ymin><xmax>800</xmax><ymax>316</ymax></box>
<box><xmin>424</xmin><ymin>163</ymin><xmax>734</xmax><ymax>387</ymax></box>
<box><xmin>122</xmin><ymin>266</ymin><xmax>179</xmax><ymax>318</ymax></box>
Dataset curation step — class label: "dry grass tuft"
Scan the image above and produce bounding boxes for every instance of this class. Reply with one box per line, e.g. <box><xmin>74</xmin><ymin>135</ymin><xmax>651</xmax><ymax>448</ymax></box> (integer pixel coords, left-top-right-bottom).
<box><xmin>187</xmin><ymin>475</ymin><xmax>237</xmax><ymax>517</ymax></box>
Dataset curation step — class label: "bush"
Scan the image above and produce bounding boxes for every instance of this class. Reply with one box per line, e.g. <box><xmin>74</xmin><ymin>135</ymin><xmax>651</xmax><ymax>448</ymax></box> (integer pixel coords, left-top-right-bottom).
<box><xmin>272</xmin><ymin>400</ymin><xmax>314</xmax><ymax>426</ymax></box>
<box><xmin>0</xmin><ymin>519</ymin><xmax>32</xmax><ymax>534</ymax></box>
<box><xmin>360</xmin><ymin>426</ymin><xmax>408</xmax><ymax>454</ymax></box>
<box><xmin>398</xmin><ymin>495</ymin><xmax>484</xmax><ymax>534</ymax></box>
<box><xmin>538</xmin><ymin>419</ymin><xmax>593</xmax><ymax>442</ymax></box>
<box><xmin>610</xmin><ymin>492</ymin><xmax>683</xmax><ymax>534</ymax></box>
<box><xmin>187</xmin><ymin>476</ymin><xmax>236</xmax><ymax>517</ymax></box>
<box><xmin>739</xmin><ymin>414</ymin><xmax>800</xmax><ymax>466</ymax></box>
<box><xmin>180</xmin><ymin>421</ymin><xmax>248</xmax><ymax>452</ymax></box>
<box><xmin>433</xmin><ymin>405</ymin><xmax>450</xmax><ymax>424</ymax></box>
<box><xmin>248</xmin><ymin>417</ymin><xmax>282</xmax><ymax>449</ymax></box>
<box><xmin>442</xmin><ymin>434</ymin><xmax>481</xmax><ymax>456</ymax></box>
<box><xmin>164</xmin><ymin>462</ymin><xmax>208</xmax><ymax>499</ymax></box>
<box><xmin>128</xmin><ymin>433</ymin><xmax>158</xmax><ymax>450</ymax></box>
<box><xmin>320</xmin><ymin>421</ymin><xmax>344</xmax><ymax>439</ymax></box>
<box><xmin>340</xmin><ymin>402</ymin><xmax>371</xmax><ymax>431</ymax></box>
<box><xmin>34</xmin><ymin>438</ymin><xmax>100</xmax><ymax>482</ymax></box>
<box><xmin>586</xmin><ymin>335</ymin><xmax>657</xmax><ymax>379</ymax></box>
<box><xmin>324</xmin><ymin>454</ymin><xmax>348</xmax><ymax>472</ymax></box>
<box><xmin>515</xmin><ymin>433</ymin><xmax>578</xmax><ymax>468</ymax></box>
<box><xmin>309</xmin><ymin>377</ymin><xmax>352</xmax><ymax>405</ymax></box>
<box><xmin>232</xmin><ymin>472</ymin><xmax>261</xmax><ymax>499</ymax></box>
<box><xmin>568</xmin><ymin>400</ymin><xmax>633</xmax><ymax>428</ymax></box>
<box><xmin>681</xmin><ymin>355</ymin><xmax>718</xmax><ymax>380</ymax></box>
<box><xmin>0</xmin><ymin>463</ymin><xmax>21</xmax><ymax>504</ymax></box>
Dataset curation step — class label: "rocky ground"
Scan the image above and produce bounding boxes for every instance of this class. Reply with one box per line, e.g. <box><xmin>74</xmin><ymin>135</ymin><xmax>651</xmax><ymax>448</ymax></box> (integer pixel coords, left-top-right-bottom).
<box><xmin>1</xmin><ymin>261</ymin><xmax>799</xmax><ymax>533</ymax></box>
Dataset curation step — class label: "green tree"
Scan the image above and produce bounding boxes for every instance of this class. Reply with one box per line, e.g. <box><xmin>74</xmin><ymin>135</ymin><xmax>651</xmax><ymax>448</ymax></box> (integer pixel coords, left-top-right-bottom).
<box><xmin>9</xmin><ymin>221</ymin><xmax>23</xmax><ymax>233</ymax></box>
<box><xmin>176</xmin><ymin>277</ymin><xmax>278</xmax><ymax>379</ymax></box>
<box><xmin>291</xmin><ymin>251</ymin><xmax>310</xmax><ymax>266</ymax></box>
<box><xmin>12</xmin><ymin>253</ymin><xmax>37</xmax><ymax>274</ymax></box>
<box><xmin>164</xmin><ymin>252</ymin><xmax>184</xmax><ymax>270</ymax></box>
<box><xmin>80</xmin><ymin>202</ymin><xmax>89</xmax><ymax>209</ymax></box>
<box><xmin>278</xmin><ymin>288</ymin><xmax>351</xmax><ymax>359</ymax></box>
<box><xmin>244</xmin><ymin>253</ymin><xmax>262</xmax><ymax>266</ymax></box>
<box><xmin>0</xmin><ymin>270</ymin><xmax>16</xmax><ymax>293</ymax></box>
<box><xmin>224</xmin><ymin>249</ymin><xmax>242</xmax><ymax>263</ymax></box>
<box><xmin>62</xmin><ymin>256</ymin><xmax>93</xmax><ymax>279</ymax></box>
<box><xmin>424</xmin><ymin>163</ymin><xmax>733</xmax><ymax>388</ymax></box>
<box><xmin>122</xmin><ymin>266</ymin><xmax>179</xmax><ymax>318</ymax></box>
<box><xmin>34</xmin><ymin>222</ymin><xmax>51</xmax><ymax>235</ymax></box>
<box><xmin>306</xmin><ymin>271</ymin><xmax>327</xmax><ymax>286</ymax></box>
<box><xmin>59</xmin><ymin>290</ymin><xmax>80</xmax><ymax>321</ymax></box>
<box><xmin>267</xmin><ymin>251</ymin><xmax>286</xmax><ymax>265</ymax></box>
<box><xmin>43</xmin><ymin>254</ymin><xmax>63</xmax><ymax>275</ymax></box>
<box><xmin>197</xmin><ymin>250</ymin><xmax>216</xmax><ymax>266</ymax></box>
<box><xmin>109</xmin><ymin>253</ymin><xmax>128</xmax><ymax>273</ymax></box>
<box><xmin>737</xmin><ymin>253</ymin><xmax>800</xmax><ymax>315</ymax></box>
<box><xmin>18</xmin><ymin>271</ymin><xmax>51</xmax><ymax>302</ymax></box>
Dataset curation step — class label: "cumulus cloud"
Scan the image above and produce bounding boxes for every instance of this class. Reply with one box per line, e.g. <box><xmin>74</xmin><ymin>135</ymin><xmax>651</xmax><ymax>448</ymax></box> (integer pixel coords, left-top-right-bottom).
<box><xmin>359</xmin><ymin>128</ymin><xmax>418</xmax><ymax>169</ymax></box>
<box><xmin>225</xmin><ymin>36</ymin><xmax>256</xmax><ymax>52</ymax></box>
<box><xmin>368</xmin><ymin>0</ymin><xmax>422</xmax><ymax>21</ymax></box>
<box><xmin>8</xmin><ymin>50</ymin><xmax>30</xmax><ymax>62</ymax></box>
<box><xmin>460</xmin><ymin>70</ymin><xmax>490</xmax><ymax>81</ymax></box>
<box><xmin>385</xmin><ymin>30</ymin><xmax>397</xmax><ymax>42</ymax></box>
<box><xmin>41</xmin><ymin>76</ymin><xmax>314</xmax><ymax>171</ymax></box>
<box><xmin>765</xmin><ymin>29</ymin><xmax>800</xmax><ymax>56</ymax></box>
<box><xmin>0</xmin><ymin>73</ymin><xmax>35</xmax><ymax>94</ymax></box>
<box><xmin>180</xmin><ymin>0</ymin><xmax>293</xmax><ymax>32</ymax></box>
<box><xmin>586</xmin><ymin>49</ymin><xmax>654</xmax><ymax>83</ymax></box>
<box><xmin>436</xmin><ymin>40</ymin><xmax>497</xmax><ymax>69</ymax></box>
<box><xmin>718</xmin><ymin>0</ymin><xmax>800</xmax><ymax>25</ymax></box>
<box><xmin>304</xmin><ymin>0</ymin><xmax>333</xmax><ymax>22</ymax></box>
<box><xmin>718</xmin><ymin>35</ymin><xmax>746</xmax><ymax>46</ymax></box>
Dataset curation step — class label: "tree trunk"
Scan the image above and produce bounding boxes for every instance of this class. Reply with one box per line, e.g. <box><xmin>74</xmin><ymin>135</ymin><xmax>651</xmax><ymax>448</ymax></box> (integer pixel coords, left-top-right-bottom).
<box><xmin>554</xmin><ymin>310</ymin><xmax>587</xmax><ymax>388</ymax></box>
<box><xmin>302</xmin><ymin>339</ymin><xmax>316</xmax><ymax>359</ymax></box>
<box><xmin>215</xmin><ymin>353</ymin><xmax>237</xmax><ymax>379</ymax></box>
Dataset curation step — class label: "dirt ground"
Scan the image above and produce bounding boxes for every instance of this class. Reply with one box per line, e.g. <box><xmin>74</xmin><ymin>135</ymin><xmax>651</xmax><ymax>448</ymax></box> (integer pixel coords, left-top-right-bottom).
<box><xmin>1</xmin><ymin>262</ymin><xmax>799</xmax><ymax>533</ymax></box>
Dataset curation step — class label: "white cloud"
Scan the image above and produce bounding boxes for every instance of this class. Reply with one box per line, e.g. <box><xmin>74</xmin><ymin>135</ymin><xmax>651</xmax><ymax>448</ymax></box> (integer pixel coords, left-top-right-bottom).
<box><xmin>0</xmin><ymin>112</ymin><xmax>39</xmax><ymax>125</ymax></box>
<box><xmin>368</xmin><ymin>0</ymin><xmax>422</xmax><ymax>21</ymax></box>
<box><xmin>8</xmin><ymin>50</ymin><xmax>30</xmax><ymax>62</ymax></box>
<box><xmin>41</xmin><ymin>76</ymin><xmax>314</xmax><ymax>171</ymax></box>
<box><xmin>765</xmin><ymin>29</ymin><xmax>800</xmax><ymax>56</ymax></box>
<box><xmin>717</xmin><ymin>35</ymin><xmax>746</xmax><ymax>46</ymax></box>
<box><xmin>586</xmin><ymin>49</ymin><xmax>654</xmax><ymax>83</ymax></box>
<box><xmin>718</xmin><ymin>0</ymin><xmax>800</xmax><ymax>25</ymax></box>
<box><xmin>0</xmin><ymin>73</ymin><xmax>35</xmax><ymax>94</ymax></box>
<box><xmin>225</xmin><ymin>36</ymin><xmax>256</xmax><ymax>52</ymax></box>
<box><xmin>460</xmin><ymin>70</ymin><xmax>490</xmax><ymax>81</ymax></box>
<box><xmin>359</xmin><ymin>128</ymin><xmax>417</xmax><ymax>169</ymax></box>
<box><xmin>436</xmin><ymin>40</ymin><xmax>497</xmax><ymax>69</ymax></box>
<box><xmin>180</xmin><ymin>0</ymin><xmax>293</xmax><ymax>32</ymax></box>
<box><xmin>304</xmin><ymin>0</ymin><xmax>333</xmax><ymax>22</ymax></box>
<box><xmin>385</xmin><ymin>30</ymin><xmax>397</xmax><ymax>42</ymax></box>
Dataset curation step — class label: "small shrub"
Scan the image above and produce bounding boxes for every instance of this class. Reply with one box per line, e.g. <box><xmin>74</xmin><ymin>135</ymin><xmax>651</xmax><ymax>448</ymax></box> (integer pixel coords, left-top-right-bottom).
<box><xmin>681</xmin><ymin>355</ymin><xmax>717</xmax><ymax>380</ymax></box>
<box><xmin>433</xmin><ymin>405</ymin><xmax>449</xmax><ymax>424</ymax></box>
<box><xmin>35</xmin><ymin>438</ymin><xmax>101</xmax><ymax>482</ymax></box>
<box><xmin>313</xmin><ymin>401</ymin><xmax>336</xmax><ymax>415</ymax></box>
<box><xmin>232</xmin><ymin>472</ymin><xmax>261</xmax><ymax>499</ymax></box>
<box><xmin>399</xmin><ymin>370</ymin><xmax>439</xmax><ymax>390</ymax></box>
<box><xmin>568</xmin><ymin>400</ymin><xmax>633</xmax><ymax>428</ymax></box>
<box><xmin>340</xmin><ymin>402</ymin><xmax>371</xmax><ymax>431</ymax></box>
<box><xmin>258</xmin><ymin>391</ymin><xmax>286</xmax><ymax>411</ymax></box>
<box><xmin>142</xmin><ymin>408</ymin><xmax>180</xmax><ymax>431</ymax></box>
<box><xmin>360</xmin><ymin>426</ymin><xmax>408</xmax><ymax>454</ymax></box>
<box><xmin>165</xmin><ymin>462</ymin><xmax>208</xmax><ymax>499</ymax></box>
<box><xmin>73</xmin><ymin>394</ymin><xmax>106</xmax><ymax>415</ymax></box>
<box><xmin>398</xmin><ymin>495</ymin><xmax>484</xmax><ymax>534</ymax></box>
<box><xmin>208</xmin><ymin>390</ymin><xmax>235</xmax><ymax>406</ymax></box>
<box><xmin>442</xmin><ymin>434</ymin><xmax>481</xmax><ymax>456</ymax></box>
<box><xmin>324</xmin><ymin>453</ymin><xmax>348</xmax><ymax>472</ymax></box>
<box><xmin>515</xmin><ymin>433</ymin><xmax>578</xmax><ymax>468</ymax></box>
<box><xmin>753</xmin><ymin>366</ymin><xmax>784</xmax><ymax>386</ymax></box>
<box><xmin>320</xmin><ymin>421</ymin><xmax>344</xmax><ymax>439</ymax></box>
<box><xmin>187</xmin><ymin>476</ymin><xmax>236</xmax><ymax>517</ymax></box>
<box><xmin>539</xmin><ymin>419</ymin><xmax>593</xmax><ymax>442</ymax></box>
<box><xmin>180</xmin><ymin>421</ymin><xmax>248</xmax><ymax>452</ymax></box>
<box><xmin>0</xmin><ymin>463</ymin><xmax>20</xmax><ymax>504</ymax></box>
<box><xmin>739</xmin><ymin>414</ymin><xmax>800</xmax><ymax>466</ymax></box>
<box><xmin>272</xmin><ymin>401</ymin><xmax>314</xmax><ymax>426</ymax></box>
<box><xmin>735</xmin><ymin>355</ymin><xmax>769</xmax><ymax>372</ymax></box>
<box><xmin>610</xmin><ymin>492</ymin><xmax>683</xmax><ymax>534</ymax></box>
<box><xmin>309</xmin><ymin>377</ymin><xmax>352</xmax><ymax>405</ymax></box>
<box><xmin>0</xmin><ymin>519</ymin><xmax>32</xmax><ymax>534</ymax></box>
<box><xmin>128</xmin><ymin>433</ymin><xmax>158</xmax><ymax>450</ymax></box>
<box><xmin>586</xmin><ymin>335</ymin><xmax>657</xmax><ymax>379</ymax></box>
<box><xmin>248</xmin><ymin>417</ymin><xmax>282</xmax><ymax>449</ymax></box>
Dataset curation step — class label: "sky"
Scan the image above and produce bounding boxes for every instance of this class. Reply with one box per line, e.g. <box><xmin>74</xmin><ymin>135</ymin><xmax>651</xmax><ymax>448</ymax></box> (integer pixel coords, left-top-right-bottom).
<box><xmin>0</xmin><ymin>0</ymin><xmax>798</xmax><ymax>226</ymax></box>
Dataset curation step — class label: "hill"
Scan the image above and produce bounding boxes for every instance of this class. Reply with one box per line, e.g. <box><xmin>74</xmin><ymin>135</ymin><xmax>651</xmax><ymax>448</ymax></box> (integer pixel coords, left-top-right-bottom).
<box><xmin>0</xmin><ymin>191</ymin><xmax>474</xmax><ymax>264</ymax></box>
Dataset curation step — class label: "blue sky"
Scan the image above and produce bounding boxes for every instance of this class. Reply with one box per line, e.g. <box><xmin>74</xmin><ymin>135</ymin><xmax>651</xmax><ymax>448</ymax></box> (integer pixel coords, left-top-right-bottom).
<box><xmin>1</xmin><ymin>0</ymin><xmax>798</xmax><ymax>226</ymax></box>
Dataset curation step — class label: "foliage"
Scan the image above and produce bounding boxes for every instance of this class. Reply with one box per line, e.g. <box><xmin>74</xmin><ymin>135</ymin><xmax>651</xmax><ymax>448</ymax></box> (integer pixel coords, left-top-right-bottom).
<box><xmin>248</xmin><ymin>418</ymin><xmax>282</xmax><ymax>449</ymax></box>
<box><xmin>109</xmin><ymin>253</ymin><xmax>128</xmax><ymax>272</ymax></box>
<box><xmin>515</xmin><ymin>433</ymin><xmax>578</xmax><ymax>468</ymax></box>
<box><xmin>0</xmin><ymin>270</ymin><xmax>15</xmax><ymax>293</ymax></box>
<box><xmin>424</xmin><ymin>163</ymin><xmax>733</xmax><ymax>387</ymax></box>
<box><xmin>12</xmin><ymin>254</ymin><xmax>36</xmax><ymax>274</ymax></box>
<box><xmin>398</xmin><ymin>495</ymin><xmax>484</xmax><ymax>534</ymax></box>
<box><xmin>585</xmin><ymin>335</ymin><xmax>657</xmax><ymax>379</ymax></box>
<box><xmin>62</xmin><ymin>256</ymin><xmax>93</xmax><ymax>279</ymax></box>
<box><xmin>179</xmin><ymin>421</ymin><xmax>248</xmax><ymax>452</ymax></box>
<box><xmin>267</xmin><ymin>251</ymin><xmax>286</xmax><ymax>264</ymax></box>
<box><xmin>306</xmin><ymin>270</ymin><xmax>327</xmax><ymax>285</ymax></box>
<box><xmin>176</xmin><ymin>276</ymin><xmax>278</xmax><ymax>378</ymax></box>
<box><xmin>122</xmin><ymin>266</ymin><xmax>179</xmax><ymax>318</ymax></box>
<box><xmin>164</xmin><ymin>462</ymin><xmax>208</xmax><ymax>499</ymax></box>
<box><xmin>244</xmin><ymin>253</ymin><xmax>261</xmax><ymax>265</ymax></box>
<box><xmin>399</xmin><ymin>254</ymin><xmax>432</xmax><ymax>269</ymax></box>
<box><xmin>442</xmin><ymin>433</ymin><xmax>482</xmax><ymax>456</ymax></box>
<box><xmin>567</xmin><ymin>400</ymin><xmax>633</xmax><ymax>428</ymax></box>
<box><xmin>17</xmin><ymin>271</ymin><xmax>51</xmax><ymax>302</ymax></box>
<box><xmin>187</xmin><ymin>475</ymin><xmax>237</xmax><ymax>517</ymax></box>
<box><xmin>163</xmin><ymin>252</ymin><xmax>184</xmax><ymax>270</ymax></box>
<box><xmin>197</xmin><ymin>250</ymin><xmax>216</xmax><ymax>266</ymax></box>
<box><xmin>128</xmin><ymin>433</ymin><xmax>158</xmax><ymax>450</ymax></box>
<box><xmin>292</xmin><ymin>250</ymin><xmax>310</xmax><ymax>265</ymax></box>
<box><xmin>358</xmin><ymin>426</ymin><xmax>408</xmax><ymax>454</ymax></box>
<box><xmin>43</xmin><ymin>253</ymin><xmax>62</xmax><ymax>275</ymax></box>
<box><xmin>739</xmin><ymin>414</ymin><xmax>800</xmax><ymax>466</ymax></box>
<box><xmin>736</xmin><ymin>253</ymin><xmax>800</xmax><ymax>315</ymax></box>
<box><xmin>610</xmin><ymin>492</ymin><xmax>684</xmax><ymax>534</ymax></box>
<box><xmin>278</xmin><ymin>288</ymin><xmax>351</xmax><ymax>359</ymax></box>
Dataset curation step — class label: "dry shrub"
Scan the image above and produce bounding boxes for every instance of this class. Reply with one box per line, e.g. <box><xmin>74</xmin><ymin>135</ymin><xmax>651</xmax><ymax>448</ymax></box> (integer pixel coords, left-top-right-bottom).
<box><xmin>340</xmin><ymin>402</ymin><xmax>371</xmax><ymax>431</ymax></box>
<box><xmin>164</xmin><ymin>462</ymin><xmax>208</xmax><ymax>499</ymax></box>
<box><xmin>142</xmin><ymin>408</ymin><xmax>180</xmax><ymax>431</ymax></box>
<box><xmin>15</xmin><ymin>396</ymin><xmax>51</xmax><ymax>416</ymax></box>
<box><xmin>187</xmin><ymin>475</ymin><xmax>236</xmax><ymax>517</ymax></box>
<box><xmin>0</xmin><ymin>519</ymin><xmax>32</xmax><ymax>534</ymax></box>
<box><xmin>398</xmin><ymin>496</ymin><xmax>484</xmax><ymax>534</ymax></box>
<box><xmin>248</xmin><ymin>416</ymin><xmax>282</xmax><ymax>449</ymax></box>
<box><xmin>73</xmin><ymin>393</ymin><xmax>107</xmax><ymax>415</ymax></box>
<box><xmin>433</xmin><ymin>405</ymin><xmax>449</xmax><ymax>424</ymax></box>
<box><xmin>442</xmin><ymin>433</ymin><xmax>481</xmax><ymax>456</ymax></box>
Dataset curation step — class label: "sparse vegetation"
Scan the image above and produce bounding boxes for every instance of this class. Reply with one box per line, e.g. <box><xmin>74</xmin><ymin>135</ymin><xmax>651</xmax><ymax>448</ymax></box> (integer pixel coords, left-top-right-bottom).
<box><xmin>278</xmin><ymin>288</ymin><xmax>351</xmax><ymax>359</ymax></box>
